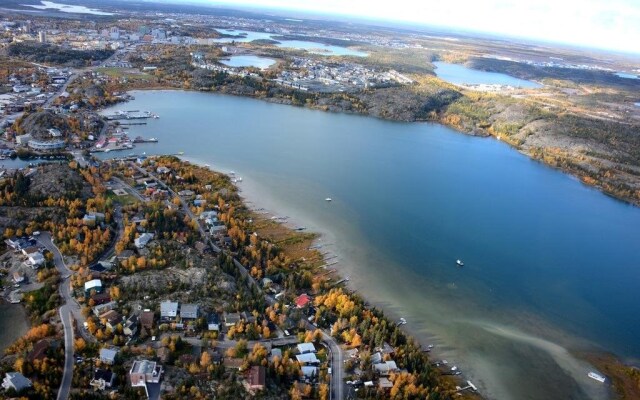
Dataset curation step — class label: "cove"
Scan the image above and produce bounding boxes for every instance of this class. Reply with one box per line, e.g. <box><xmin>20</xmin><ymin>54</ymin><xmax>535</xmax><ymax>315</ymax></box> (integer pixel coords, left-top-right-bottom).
<box><xmin>101</xmin><ymin>90</ymin><xmax>640</xmax><ymax>400</ymax></box>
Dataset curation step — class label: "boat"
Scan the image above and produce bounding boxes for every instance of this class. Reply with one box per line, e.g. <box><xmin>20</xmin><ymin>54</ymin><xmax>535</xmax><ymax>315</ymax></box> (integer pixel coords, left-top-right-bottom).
<box><xmin>396</xmin><ymin>317</ymin><xmax>407</xmax><ymax>326</ymax></box>
<box><xmin>588</xmin><ymin>372</ymin><xmax>606</xmax><ymax>383</ymax></box>
<box><xmin>325</xmin><ymin>197</ymin><xmax>332</xmax><ymax>202</ymax></box>
<box><xmin>456</xmin><ymin>259</ymin><xmax>464</xmax><ymax>267</ymax></box>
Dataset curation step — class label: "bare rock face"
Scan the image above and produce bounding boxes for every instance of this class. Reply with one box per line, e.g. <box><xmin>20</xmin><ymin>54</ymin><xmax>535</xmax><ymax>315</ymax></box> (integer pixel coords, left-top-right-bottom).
<box><xmin>28</xmin><ymin>163</ymin><xmax>91</xmax><ymax>200</ymax></box>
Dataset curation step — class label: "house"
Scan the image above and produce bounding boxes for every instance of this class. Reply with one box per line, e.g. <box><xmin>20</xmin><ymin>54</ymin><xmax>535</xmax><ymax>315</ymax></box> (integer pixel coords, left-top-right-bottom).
<box><xmin>101</xmin><ymin>310</ymin><xmax>123</xmax><ymax>331</ymax></box>
<box><xmin>12</xmin><ymin>271</ymin><xmax>25</xmax><ymax>284</ymax></box>
<box><xmin>83</xmin><ymin>212</ymin><xmax>105</xmax><ymax>226</ymax></box>
<box><xmin>135</xmin><ymin>233</ymin><xmax>154</xmax><ymax>249</ymax></box>
<box><xmin>301</xmin><ymin>366</ymin><xmax>318</xmax><ymax>378</ymax></box>
<box><xmin>178</xmin><ymin>189</ymin><xmax>195</xmax><ymax>197</ymax></box>
<box><xmin>5</xmin><ymin>237</ymin><xmax>31</xmax><ymax>250</ymax></box>
<box><xmin>99</xmin><ymin>347</ymin><xmax>118</xmax><ymax>365</ymax></box>
<box><xmin>84</xmin><ymin>279</ymin><xmax>103</xmax><ymax>296</ymax></box>
<box><xmin>247</xmin><ymin>366</ymin><xmax>265</xmax><ymax>390</ymax></box>
<box><xmin>27</xmin><ymin>339</ymin><xmax>50</xmax><ymax>362</ymax></box>
<box><xmin>297</xmin><ymin>342</ymin><xmax>316</xmax><ymax>354</ymax></box>
<box><xmin>90</xmin><ymin>261</ymin><xmax>113</xmax><ymax>273</ymax></box>
<box><xmin>117</xmin><ymin>249</ymin><xmax>135</xmax><ymax>260</ymax></box>
<box><xmin>296</xmin><ymin>353</ymin><xmax>320</xmax><ymax>365</ymax></box>
<box><xmin>373</xmin><ymin>361</ymin><xmax>398</xmax><ymax>376</ymax></box>
<box><xmin>27</xmin><ymin>252</ymin><xmax>45</xmax><ymax>268</ymax></box>
<box><xmin>156</xmin><ymin>166</ymin><xmax>171</xmax><ymax>174</ymax></box>
<box><xmin>207</xmin><ymin>313</ymin><xmax>220</xmax><ymax>331</ymax></box>
<box><xmin>2</xmin><ymin>372</ymin><xmax>32</xmax><ymax>392</ymax></box>
<box><xmin>140</xmin><ymin>310</ymin><xmax>154</xmax><ymax>332</ymax></box>
<box><xmin>371</xmin><ymin>352</ymin><xmax>383</xmax><ymax>365</ymax></box>
<box><xmin>90</xmin><ymin>369</ymin><xmax>115</xmax><ymax>391</ymax></box>
<box><xmin>160</xmin><ymin>300</ymin><xmax>179</xmax><ymax>320</ymax></box>
<box><xmin>296</xmin><ymin>293</ymin><xmax>312</xmax><ymax>308</ymax></box>
<box><xmin>180</xmin><ymin>303</ymin><xmax>199</xmax><ymax>320</ymax></box>
<box><xmin>91</xmin><ymin>293</ymin><xmax>111</xmax><ymax>305</ymax></box>
<box><xmin>124</xmin><ymin>315</ymin><xmax>139</xmax><ymax>336</ymax></box>
<box><xmin>379</xmin><ymin>377</ymin><xmax>393</xmax><ymax>389</ymax></box>
<box><xmin>224</xmin><ymin>312</ymin><xmax>241</xmax><ymax>327</ymax></box>
<box><xmin>93</xmin><ymin>301</ymin><xmax>117</xmax><ymax>317</ymax></box>
<box><xmin>129</xmin><ymin>360</ymin><xmax>163</xmax><ymax>398</ymax></box>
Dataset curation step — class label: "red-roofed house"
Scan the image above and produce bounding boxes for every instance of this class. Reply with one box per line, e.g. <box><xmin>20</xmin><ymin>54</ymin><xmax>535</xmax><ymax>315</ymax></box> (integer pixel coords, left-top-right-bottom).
<box><xmin>295</xmin><ymin>293</ymin><xmax>312</xmax><ymax>309</ymax></box>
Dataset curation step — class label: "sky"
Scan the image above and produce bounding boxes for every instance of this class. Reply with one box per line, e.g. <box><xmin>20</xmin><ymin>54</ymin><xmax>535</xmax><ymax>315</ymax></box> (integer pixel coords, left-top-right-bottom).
<box><xmin>202</xmin><ymin>0</ymin><xmax>640</xmax><ymax>53</ymax></box>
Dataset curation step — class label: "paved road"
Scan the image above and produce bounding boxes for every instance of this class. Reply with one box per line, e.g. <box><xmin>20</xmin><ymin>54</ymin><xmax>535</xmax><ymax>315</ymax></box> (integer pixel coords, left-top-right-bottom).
<box><xmin>37</xmin><ymin>233</ymin><xmax>74</xmax><ymax>400</ymax></box>
<box><xmin>38</xmin><ymin>232</ymin><xmax>93</xmax><ymax>400</ymax></box>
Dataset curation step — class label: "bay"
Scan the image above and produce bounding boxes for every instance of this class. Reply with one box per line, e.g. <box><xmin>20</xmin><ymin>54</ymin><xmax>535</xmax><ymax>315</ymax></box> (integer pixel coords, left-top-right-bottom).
<box><xmin>100</xmin><ymin>90</ymin><xmax>640</xmax><ymax>400</ymax></box>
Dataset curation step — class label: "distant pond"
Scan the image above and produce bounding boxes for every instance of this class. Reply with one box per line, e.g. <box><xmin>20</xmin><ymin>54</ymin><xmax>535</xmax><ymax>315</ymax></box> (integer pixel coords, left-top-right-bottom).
<box><xmin>433</xmin><ymin>61</ymin><xmax>542</xmax><ymax>88</ymax></box>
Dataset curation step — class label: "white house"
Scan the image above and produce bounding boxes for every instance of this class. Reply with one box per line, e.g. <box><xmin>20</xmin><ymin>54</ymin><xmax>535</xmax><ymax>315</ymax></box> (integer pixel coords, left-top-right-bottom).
<box><xmin>295</xmin><ymin>353</ymin><xmax>320</xmax><ymax>365</ymax></box>
<box><xmin>135</xmin><ymin>233</ymin><xmax>154</xmax><ymax>249</ymax></box>
<box><xmin>297</xmin><ymin>342</ymin><xmax>316</xmax><ymax>354</ymax></box>
<box><xmin>160</xmin><ymin>300</ymin><xmax>179</xmax><ymax>320</ymax></box>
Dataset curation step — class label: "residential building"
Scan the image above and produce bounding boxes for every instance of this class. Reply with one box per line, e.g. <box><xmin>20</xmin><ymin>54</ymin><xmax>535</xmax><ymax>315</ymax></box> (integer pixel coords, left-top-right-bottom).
<box><xmin>99</xmin><ymin>347</ymin><xmax>118</xmax><ymax>365</ymax></box>
<box><xmin>129</xmin><ymin>360</ymin><xmax>163</xmax><ymax>398</ymax></box>
<box><xmin>296</xmin><ymin>293</ymin><xmax>312</xmax><ymax>308</ymax></box>
<box><xmin>207</xmin><ymin>313</ymin><xmax>220</xmax><ymax>331</ymax></box>
<box><xmin>247</xmin><ymin>366</ymin><xmax>265</xmax><ymax>390</ymax></box>
<box><xmin>102</xmin><ymin>310</ymin><xmax>123</xmax><ymax>331</ymax></box>
<box><xmin>373</xmin><ymin>361</ymin><xmax>399</xmax><ymax>376</ymax></box>
<box><xmin>160</xmin><ymin>300</ymin><xmax>179</xmax><ymax>320</ymax></box>
<box><xmin>91</xmin><ymin>293</ymin><xmax>111</xmax><ymax>305</ymax></box>
<box><xmin>2</xmin><ymin>372</ymin><xmax>32</xmax><ymax>392</ymax></box>
<box><xmin>295</xmin><ymin>353</ymin><xmax>320</xmax><ymax>365</ymax></box>
<box><xmin>301</xmin><ymin>366</ymin><xmax>318</xmax><ymax>378</ymax></box>
<box><xmin>224</xmin><ymin>312</ymin><xmax>241</xmax><ymax>327</ymax></box>
<box><xmin>140</xmin><ymin>310</ymin><xmax>154</xmax><ymax>332</ymax></box>
<box><xmin>124</xmin><ymin>315</ymin><xmax>139</xmax><ymax>336</ymax></box>
<box><xmin>93</xmin><ymin>301</ymin><xmax>117</xmax><ymax>317</ymax></box>
<box><xmin>297</xmin><ymin>342</ymin><xmax>316</xmax><ymax>354</ymax></box>
<box><xmin>90</xmin><ymin>369</ymin><xmax>115</xmax><ymax>391</ymax></box>
<box><xmin>135</xmin><ymin>233</ymin><xmax>154</xmax><ymax>249</ymax></box>
<box><xmin>180</xmin><ymin>303</ymin><xmax>199</xmax><ymax>320</ymax></box>
<box><xmin>27</xmin><ymin>252</ymin><xmax>45</xmax><ymax>268</ymax></box>
<box><xmin>84</xmin><ymin>279</ymin><xmax>103</xmax><ymax>296</ymax></box>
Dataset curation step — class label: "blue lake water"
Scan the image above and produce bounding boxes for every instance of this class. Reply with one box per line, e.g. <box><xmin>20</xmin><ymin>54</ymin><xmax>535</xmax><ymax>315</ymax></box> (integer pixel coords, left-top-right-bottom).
<box><xmin>214</xmin><ymin>29</ymin><xmax>368</xmax><ymax>57</ymax></box>
<box><xmin>220</xmin><ymin>55</ymin><xmax>276</xmax><ymax>69</ymax></box>
<box><xmin>99</xmin><ymin>90</ymin><xmax>640</xmax><ymax>400</ymax></box>
<box><xmin>434</xmin><ymin>61</ymin><xmax>542</xmax><ymax>88</ymax></box>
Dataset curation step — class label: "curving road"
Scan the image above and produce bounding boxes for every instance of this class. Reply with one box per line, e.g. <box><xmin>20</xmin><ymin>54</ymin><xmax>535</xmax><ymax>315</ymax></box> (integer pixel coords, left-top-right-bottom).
<box><xmin>37</xmin><ymin>232</ymin><xmax>88</xmax><ymax>400</ymax></box>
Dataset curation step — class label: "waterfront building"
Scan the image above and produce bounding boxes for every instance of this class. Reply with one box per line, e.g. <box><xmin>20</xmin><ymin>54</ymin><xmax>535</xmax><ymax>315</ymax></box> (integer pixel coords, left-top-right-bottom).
<box><xmin>27</xmin><ymin>139</ymin><xmax>65</xmax><ymax>151</ymax></box>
